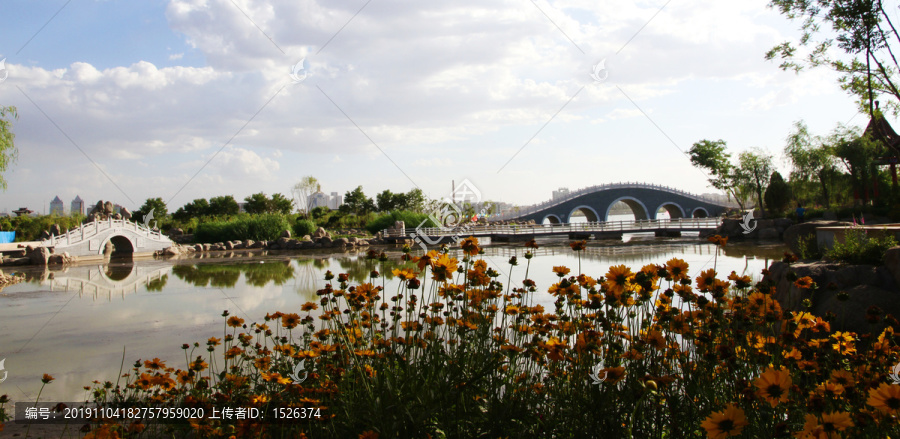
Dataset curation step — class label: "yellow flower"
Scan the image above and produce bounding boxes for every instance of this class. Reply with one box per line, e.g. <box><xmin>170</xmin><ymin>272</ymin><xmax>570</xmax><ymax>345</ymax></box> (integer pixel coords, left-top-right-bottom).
<box><xmin>813</xmin><ymin>381</ymin><xmax>844</xmax><ymax>398</ymax></box>
<box><xmin>706</xmin><ymin>234</ymin><xmax>728</xmax><ymax>247</ymax></box>
<box><xmin>794</xmin><ymin>276</ymin><xmax>815</xmax><ymax>289</ymax></box>
<box><xmin>552</xmin><ymin>266</ymin><xmax>571</xmax><ymax>277</ymax></box>
<box><xmin>226</xmin><ymin>316</ymin><xmax>244</xmax><ymax>328</ymax></box>
<box><xmin>701</xmin><ymin>403</ymin><xmax>747</xmax><ymax>438</ymax></box>
<box><xmin>459</xmin><ymin>236</ymin><xmax>480</xmax><ymax>256</ymax></box>
<box><xmin>695</xmin><ymin>269</ymin><xmax>717</xmax><ymax>291</ymax></box>
<box><xmin>604</xmin><ymin>265</ymin><xmax>633</xmax><ymax>294</ymax></box>
<box><xmin>665</xmin><ymin>258</ymin><xmax>689</xmax><ymax>281</ymax></box>
<box><xmin>431</xmin><ymin>254</ymin><xmax>459</xmax><ymax>282</ymax></box>
<box><xmin>754</xmin><ymin>366</ymin><xmax>792</xmax><ymax>407</ymax></box>
<box><xmin>391</xmin><ymin>268</ymin><xmax>417</xmax><ymax>280</ymax></box>
<box><xmin>795</xmin><ymin>412</ymin><xmax>853</xmax><ymax>438</ymax></box>
<box><xmin>867</xmin><ymin>383</ymin><xmax>900</xmax><ymax>414</ymax></box>
<box><xmin>282</xmin><ymin>313</ymin><xmax>301</xmax><ymax>329</ymax></box>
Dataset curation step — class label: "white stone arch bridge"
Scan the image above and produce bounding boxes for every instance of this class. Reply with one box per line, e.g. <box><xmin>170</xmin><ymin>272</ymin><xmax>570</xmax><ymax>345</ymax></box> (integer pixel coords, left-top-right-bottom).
<box><xmin>41</xmin><ymin>219</ymin><xmax>174</xmax><ymax>257</ymax></box>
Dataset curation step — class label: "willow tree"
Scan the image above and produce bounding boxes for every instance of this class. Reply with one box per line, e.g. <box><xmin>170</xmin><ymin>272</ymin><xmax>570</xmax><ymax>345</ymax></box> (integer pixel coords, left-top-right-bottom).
<box><xmin>0</xmin><ymin>106</ymin><xmax>18</xmax><ymax>191</ymax></box>
<box><xmin>767</xmin><ymin>0</ymin><xmax>900</xmax><ymax>116</ymax></box>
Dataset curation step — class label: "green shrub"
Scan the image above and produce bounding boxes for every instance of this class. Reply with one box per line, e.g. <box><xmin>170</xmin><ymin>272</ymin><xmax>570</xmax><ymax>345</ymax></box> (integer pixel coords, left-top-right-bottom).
<box><xmin>293</xmin><ymin>219</ymin><xmax>317</xmax><ymax>237</ymax></box>
<box><xmin>194</xmin><ymin>214</ymin><xmax>290</xmax><ymax>243</ymax></box>
<box><xmin>824</xmin><ymin>226</ymin><xmax>898</xmax><ymax>265</ymax></box>
<box><xmin>365</xmin><ymin>211</ymin><xmax>439</xmax><ymax>235</ymax></box>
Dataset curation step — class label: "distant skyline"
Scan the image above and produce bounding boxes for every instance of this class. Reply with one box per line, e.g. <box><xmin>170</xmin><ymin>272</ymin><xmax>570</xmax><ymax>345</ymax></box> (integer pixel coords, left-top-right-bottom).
<box><xmin>0</xmin><ymin>0</ymin><xmax>875</xmax><ymax>213</ymax></box>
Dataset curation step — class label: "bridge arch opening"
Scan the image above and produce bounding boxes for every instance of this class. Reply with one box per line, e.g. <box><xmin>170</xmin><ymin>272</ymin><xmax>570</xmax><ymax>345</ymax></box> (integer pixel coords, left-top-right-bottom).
<box><xmin>605</xmin><ymin>197</ymin><xmax>650</xmax><ymax>221</ymax></box>
<box><xmin>568</xmin><ymin>206</ymin><xmax>600</xmax><ymax>223</ymax></box>
<box><xmin>542</xmin><ymin>214</ymin><xmax>562</xmax><ymax>225</ymax></box>
<box><xmin>103</xmin><ymin>235</ymin><xmax>135</xmax><ymax>256</ymax></box>
<box><xmin>655</xmin><ymin>203</ymin><xmax>685</xmax><ymax>219</ymax></box>
<box><xmin>104</xmin><ymin>263</ymin><xmax>136</xmax><ymax>281</ymax></box>
<box><xmin>692</xmin><ymin>207</ymin><xmax>710</xmax><ymax>218</ymax></box>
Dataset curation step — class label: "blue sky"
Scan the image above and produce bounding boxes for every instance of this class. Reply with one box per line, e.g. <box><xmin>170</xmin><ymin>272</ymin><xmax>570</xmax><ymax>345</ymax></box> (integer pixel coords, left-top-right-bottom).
<box><xmin>0</xmin><ymin>0</ymin><xmax>872</xmax><ymax>214</ymax></box>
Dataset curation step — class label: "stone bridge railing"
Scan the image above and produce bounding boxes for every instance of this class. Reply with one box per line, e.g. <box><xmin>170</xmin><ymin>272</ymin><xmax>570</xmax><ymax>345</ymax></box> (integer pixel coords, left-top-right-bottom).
<box><xmin>496</xmin><ymin>182</ymin><xmax>735</xmax><ymax>221</ymax></box>
<box><xmin>43</xmin><ymin>218</ymin><xmax>166</xmax><ymax>248</ymax></box>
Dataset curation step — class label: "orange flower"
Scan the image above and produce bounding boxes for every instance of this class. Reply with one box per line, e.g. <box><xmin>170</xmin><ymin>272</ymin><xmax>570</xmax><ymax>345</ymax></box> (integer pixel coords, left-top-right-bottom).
<box><xmin>227</xmin><ymin>316</ymin><xmax>244</xmax><ymax>328</ymax></box>
<box><xmin>867</xmin><ymin>383</ymin><xmax>900</xmax><ymax>414</ymax></box>
<box><xmin>569</xmin><ymin>240</ymin><xmax>586</xmax><ymax>251</ymax></box>
<box><xmin>282</xmin><ymin>313</ymin><xmax>301</xmax><ymax>329</ymax></box>
<box><xmin>701</xmin><ymin>403</ymin><xmax>747</xmax><ymax>438</ymax></box>
<box><xmin>41</xmin><ymin>374</ymin><xmax>54</xmax><ymax>384</ymax></box>
<box><xmin>431</xmin><ymin>254</ymin><xmax>459</xmax><ymax>282</ymax></box>
<box><xmin>794</xmin><ymin>276</ymin><xmax>815</xmax><ymax>289</ymax></box>
<box><xmin>552</xmin><ymin>266</ymin><xmax>571</xmax><ymax>277</ymax></box>
<box><xmin>754</xmin><ymin>367</ymin><xmax>792</xmax><ymax>407</ymax></box>
<box><xmin>665</xmin><ymin>258</ymin><xmax>689</xmax><ymax>281</ymax></box>
<box><xmin>459</xmin><ymin>236</ymin><xmax>480</xmax><ymax>256</ymax></box>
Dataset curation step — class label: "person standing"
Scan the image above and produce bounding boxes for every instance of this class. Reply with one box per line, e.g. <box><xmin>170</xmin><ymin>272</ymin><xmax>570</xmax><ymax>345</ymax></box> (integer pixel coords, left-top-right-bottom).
<box><xmin>796</xmin><ymin>204</ymin><xmax>805</xmax><ymax>223</ymax></box>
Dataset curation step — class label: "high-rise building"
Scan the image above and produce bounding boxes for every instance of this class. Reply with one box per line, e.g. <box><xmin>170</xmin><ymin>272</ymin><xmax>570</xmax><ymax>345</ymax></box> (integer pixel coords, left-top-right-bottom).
<box><xmin>50</xmin><ymin>196</ymin><xmax>65</xmax><ymax>215</ymax></box>
<box><xmin>552</xmin><ymin>188</ymin><xmax>570</xmax><ymax>200</ymax></box>
<box><xmin>328</xmin><ymin>192</ymin><xmax>343</xmax><ymax>210</ymax></box>
<box><xmin>71</xmin><ymin>196</ymin><xmax>85</xmax><ymax>216</ymax></box>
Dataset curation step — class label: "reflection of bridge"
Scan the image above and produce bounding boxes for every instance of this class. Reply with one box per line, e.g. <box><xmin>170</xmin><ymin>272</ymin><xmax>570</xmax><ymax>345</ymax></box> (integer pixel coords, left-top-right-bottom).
<box><xmin>386</xmin><ymin>218</ymin><xmax>721</xmax><ymax>243</ymax></box>
<box><xmin>42</xmin><ymin>264</ymin><xmax>171</xmax><ymax>299</ymax></box>
<box><xmin>40</xmin><ymin>219</ymin><xmax>174</xmax><ymax>257</ymax></box>
<box><xmin>495</xmin><ymin>182</ymin><xmax>733</xmax><ymax>223</ymax></box>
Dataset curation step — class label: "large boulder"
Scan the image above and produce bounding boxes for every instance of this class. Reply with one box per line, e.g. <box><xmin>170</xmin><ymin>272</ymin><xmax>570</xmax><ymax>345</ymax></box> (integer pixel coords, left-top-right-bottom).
<box><xmin>281</xmin><ymin>230</ymin><xmax>292</xmax><ymax>238</ymax></box>
<box><xmin>318</xmin><ymin>236</ymin><xmax>333</xmax><ymax>248</ymax></box>
<box><xmin>49</xmin><ymin>224</ymin><xmax>62</xmax><ymax>236</ymax></box>
<box><xmin>764</xmin><ymin>261</ymin><xmax>900</xmax><ymax>334</ymax></box>
<box><xmin>782</xmin><ymin>220</ymin><xmax>852</xmax><ymax>255</ymax></box>
<box><xmin>120</xmin><ymin>207</ymin><xmax>132</xmax><ymax>221</ymax></box>
<box><xmin>333</xmin><ymin>237</ymin><xmax>350</xmax><ymax>248</ymax></box>
<box><xmin>28</xmin><ymin>247</ymin><xmax>51</xmax><ymax>265</ymax></box>
<box><xmin>313</xmin><ymin>227</ymin><xmax>328</xmax><ymax>239</ymax></box>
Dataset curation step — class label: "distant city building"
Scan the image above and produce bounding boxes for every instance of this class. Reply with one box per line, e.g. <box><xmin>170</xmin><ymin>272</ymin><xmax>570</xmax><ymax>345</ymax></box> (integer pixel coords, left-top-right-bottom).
<box><xmin>328</xmin><ymin>192</ymin><xmax>343</xmax><ymax>210</ymax></box>
<box><xmin>50</xmin><ymin>196</ymin><xmax>65</xmax><ymax>215</ymax></box>
<box><xmin>552</xmin><ymin>188</ymin><xmax>570</xmax><ymax>200</ymax></box>
<box><xmin>13</xmin><ymin>207</ymin><xmax>33</xmax><ymax>217</ymax></box>
<box><xmin>71</xmin><ymin>196</ymin><xmax>85</xmax><ymax>216</ymax></box>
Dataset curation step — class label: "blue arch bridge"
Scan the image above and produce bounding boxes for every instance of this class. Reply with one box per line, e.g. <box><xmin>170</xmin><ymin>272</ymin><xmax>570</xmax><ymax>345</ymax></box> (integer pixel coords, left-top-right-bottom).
<box><xmin>383</xmin><ymin>182</ymin><xmax>735</xmax><ymax>244</ymax></box>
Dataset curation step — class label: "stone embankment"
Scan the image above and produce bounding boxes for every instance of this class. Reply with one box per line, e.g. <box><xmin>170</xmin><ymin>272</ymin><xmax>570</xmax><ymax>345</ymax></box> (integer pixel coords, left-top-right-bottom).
<box><xmin>158</xmin><ymin>227</ymin><xmax>383</xmax><ymax>256</ymax></box>
<box><xmin>715</xmin><ymin>217</ymin><xmax>793</xmax><ymax>240</ymax></box>
<box><xmin>762</xmin><ymin>249</ymin><xmax>900</xmax><ymax>335</ymax></box>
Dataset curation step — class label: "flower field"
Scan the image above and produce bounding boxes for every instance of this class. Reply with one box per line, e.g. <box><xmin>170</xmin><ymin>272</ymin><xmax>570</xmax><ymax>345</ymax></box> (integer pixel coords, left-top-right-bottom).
<box><xmin>1</xmin><ymin>236</ymin><xmax>899</xmax><ymax>438</ymax></box>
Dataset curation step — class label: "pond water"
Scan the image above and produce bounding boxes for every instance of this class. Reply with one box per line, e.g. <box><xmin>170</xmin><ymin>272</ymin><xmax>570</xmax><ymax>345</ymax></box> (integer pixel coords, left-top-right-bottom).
<box><xmin>0</xmin><ymin>236</ymin><xmax>786</xmax><ymax>405</ymax></box>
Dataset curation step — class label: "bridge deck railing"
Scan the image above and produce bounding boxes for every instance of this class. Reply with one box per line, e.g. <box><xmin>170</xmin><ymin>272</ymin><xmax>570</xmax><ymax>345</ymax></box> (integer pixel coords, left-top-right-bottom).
<box><xmin>495</xmin><ymin>182</ymin><xmax>736</xmax><ymax>220</ymax></box>
<box><xmin>45</xmin><ymin>218</ymin><xmax>166</xmax><ymax>247</ymax></box>
<box><xmin>382</xmin><ymin>217</ymin><xmax>721</xmax><ymax>238</ymax></box>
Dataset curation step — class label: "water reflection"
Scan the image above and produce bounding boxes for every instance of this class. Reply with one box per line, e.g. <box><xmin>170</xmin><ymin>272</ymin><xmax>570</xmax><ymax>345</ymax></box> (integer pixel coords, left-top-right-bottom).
<box><xmin>37</xmin><ymin>263</ymin><xmax>172</xmax><ymax>300</ymax></box>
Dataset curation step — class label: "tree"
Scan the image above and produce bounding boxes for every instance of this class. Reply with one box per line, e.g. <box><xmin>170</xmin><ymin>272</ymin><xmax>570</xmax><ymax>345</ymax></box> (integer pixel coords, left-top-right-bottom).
<box><xmin>291</xmin><ymin>176</ymin><xmax>319</xmax><ymax>214</ymax></box>
<box><xmin>270</xmin><ymin>193</ymin><xmax>294</xmax><ymax>214</ymax></box>
<box><xmin>403</xmin><ymin>188</ymin><xmax>427</xmax><ymax>213</ymax></box>
<box><xmin>173</xmin><ymin>198</ymin><xmax>210</xmax><ymax>221</ymax></box>
<box><xmin>784</xmin><ymin>120</ymin><xmax>842</xmax><ymax>207</ymax></box>
<box><xmin>735</xmin><ymin>149</ymin><xmax>774</xmax><ymax>217</ymax></box>
<box><xmin>0</xmin><ymin>106</ymin><xmax>18</xmax><ymax>191</ymax></box>
<box><xmin>376</xmin><ymin>190</ymin><xmax>400</xmax><ymax>211</ymax></box>
<box><xmin>209</xmin><ymin>195</ymin><xmax>239</xmax><ymax>216</ymax></box>
<box><xmin>833</xmin><ymin>127</ymin><xmax>879</xmax><ymax>205</ymax></box>
<box><xmin>689</xmin><ymin>139</ymin><xmax>745</xmax><ymax>211</ymax></box>
<box><xmin>764</xmin><ymin>171</ymin><xmax>791</xmax><ymax>215</ymax></box>
<box><xmin>341</xmin><ymin>186</ymin><xmax>375</xmax><ymax>215</ymax></box>
<box><xmin>134</xmin><ymin>197</ymin><xmax>168</xmax><ymax>224</ymax></box>
<box><xmin>244</xmin><ymin>193</ymin><xmax>271</xmax><ymax>214</ymax></box>
<box><xmin>766</xmin><ymin>0</ymin><xmax>899</xmax><ymax>116</ymax></box>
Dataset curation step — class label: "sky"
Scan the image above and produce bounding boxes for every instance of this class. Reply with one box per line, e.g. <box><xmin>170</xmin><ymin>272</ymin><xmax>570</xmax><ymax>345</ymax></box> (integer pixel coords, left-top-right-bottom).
<box><xmin>0</xmin><ymin>0</ymin><xmax>879</xmax><ymax>214</ymax></box>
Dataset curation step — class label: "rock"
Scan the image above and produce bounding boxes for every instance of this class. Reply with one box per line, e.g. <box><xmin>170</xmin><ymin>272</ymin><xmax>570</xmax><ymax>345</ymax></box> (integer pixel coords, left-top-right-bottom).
<box><xmin>300</xmin><ymin>240</ymin><xmax>315</xmax><ymax>249</ymax></box>
<box><xmin>348</xmin><ymin>237</ymin><xmax>358</xmax><ymax>244</ymax></box>
<box><xmin>233</xmin><ymin>241</ymin><xmax>245</xmax><ymax>249</ymax></box>
<box><xmin>319</xmin><ymin>237</ymin><xmax>333</xmax><ymax>248</ymax></box>
<box><xmin>169</xmin><ymin>228</ymin><xmax>184</xmax><ymax>236</ymax></box>
<box><xmin>202</xmin><ymin>243</ymin><xmax>211</xmax><ymax>251</ymax></box>
<box><xmin>48</xmin><ymin>254</ymin><xmax>64</xmax><ymax>265</ymax></box>
<box><xmin>358</xmin><ymin>239</ymin><xmax>369</xmax><ymax>246</ymax></box>
<box><xmin>40</xmin><ymin>230</ymin><xmax>50</xmax><ymax>240</ymax></box>
<box><xmin>300</xmin><ymin>235</ymin><xmax>312</xmax><ymax>242</ymax></box>
<box><xmin>225</xmin><ymin>241</ymin><xmax>235</xmax><ymax>250</ymax></box>
<box><xmin>28</xmin><ymin>247</ymin><xmax>51</xmax><ymax>265</ymax></box>
<box><xmin>194</xmin><ymin>244</ymin><xmax>204</xmax><ymax>252</ymax></box>
<box><xmin>281</xmin><ymin>230</ymin><xmax>292</xmax><ymax>238</ymax></box>
<box><xmin>163</xmin><ymin>246</ymin><xmax>181</xmax><ymax>256</ymax></box>
<box><xmin>314</xmin><ymin>243</ymin><xmax>324</xmax><ymax>249</ymax></box>
<box><xmin>333</xmin><ymin>237</ymin><xmax>350</xmax><ymax>247</ymax></box>
<box><xmin>313</xmin><ymin>227</ymin><xmax>328</xmax><ymax>239</ymax></box>
<box><xmin>277</xmin><ymin>237</ymin><xmax>291</xmax><ymax>247</ymax></box>
<box><xmin>782</xmin><ymin>220</ymin><xmax>852</xmax><ymax>255</ymax></box>
<box><xmin>764</xmin><ymin>261</ymin><xmax>900</xmax><ymax>334</ymax></box>
<box><xmin>121</xmin><ymin>207</ymin><xmax>132</xmax><ymax>221</ymax></box>
<box><xmin>245</xmin><ymin>240</ymin><xmax>255</xmax><ymax>248</ymax></box>
<box><xmin>758</xmin><ymin>228</ymin><xmax>779</xmax><ymax>240</ymax></box>
<box><xmin>49</xmin><ymin>224</ymin><xmax>62</xmax><ymax>236</ymax></box>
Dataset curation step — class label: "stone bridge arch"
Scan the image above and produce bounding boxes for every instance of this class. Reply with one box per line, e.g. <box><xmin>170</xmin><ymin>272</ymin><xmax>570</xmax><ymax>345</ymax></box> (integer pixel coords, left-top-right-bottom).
<box><xmin>606</xmin><ymin>197</ymin><xmax>650</xmax><ymax>221</ymax></box>
<box><xmin>569</xmin><ymin>205</ymin><xmax>601</xmax><ymax>223</ymax></box>
<box><xmin>655</xmin><ymin>202</ymin><xmax>686</xmax><ymax>219</ymax></box>
<box><xmin>542</xmin><ymin>214</ymin><xmax>562</xmax><ymax>224</ymax></box>
<box><xmin>102</xmin><ymin>235</ymin><xmax>136</xmax><ymax>256</ymax></box>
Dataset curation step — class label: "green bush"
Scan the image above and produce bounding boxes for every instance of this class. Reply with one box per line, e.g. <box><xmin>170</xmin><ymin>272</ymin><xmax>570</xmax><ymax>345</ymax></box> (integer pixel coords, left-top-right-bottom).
<box><xmin>7</xmin><ymin>214</ymin><xmax>85</xmax><ymax>241</ymax></box>
<box><xmin>293</xmin><ymin>219</ymin><xmax>317</xmax><ymax>237</ymax></box>
<box><xmin>365</xmin><ymin>211</ymin><xmax>438</xmax><ymax>235</ymax></box>
<box><xmin>824</xmin><ymin>226</ymin><xmax>898</xmax><ymax>265</ymax></box>
<box><xmin>194</xmin><ymin>214</ymin><xmax>290</xmax><ymax>243</ymax></box>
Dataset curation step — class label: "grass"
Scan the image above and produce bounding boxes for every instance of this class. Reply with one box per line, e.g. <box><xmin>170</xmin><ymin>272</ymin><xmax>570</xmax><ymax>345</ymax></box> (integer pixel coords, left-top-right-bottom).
<box><xmin>1</xmin><ymin>238</ymin><xmax>899</xmax><ymax>438</ymax></box>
